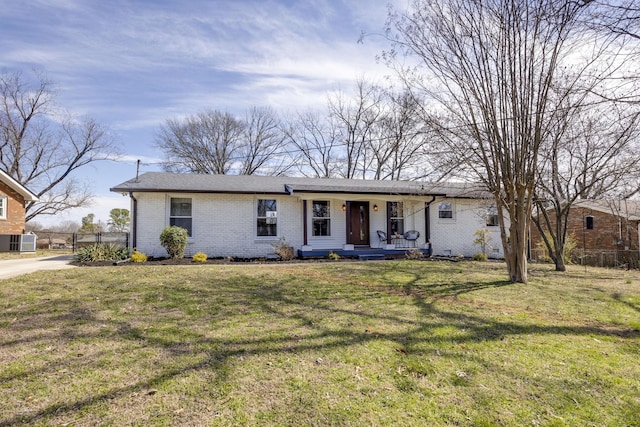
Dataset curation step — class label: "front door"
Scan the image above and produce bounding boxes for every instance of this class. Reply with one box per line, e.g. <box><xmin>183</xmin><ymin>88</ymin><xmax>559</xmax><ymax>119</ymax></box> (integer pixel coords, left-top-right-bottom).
<box><xmin>346</xmin><ymin>201</ymin><xmax>370</xmax><ymax>245</ymax></box>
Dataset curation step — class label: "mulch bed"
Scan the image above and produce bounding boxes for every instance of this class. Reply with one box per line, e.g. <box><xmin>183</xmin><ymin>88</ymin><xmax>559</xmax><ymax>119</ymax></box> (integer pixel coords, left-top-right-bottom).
<box><xmin>71</xmin><ymin>256</ymin><xmax>365</xmax><ymax>267</ymax></box>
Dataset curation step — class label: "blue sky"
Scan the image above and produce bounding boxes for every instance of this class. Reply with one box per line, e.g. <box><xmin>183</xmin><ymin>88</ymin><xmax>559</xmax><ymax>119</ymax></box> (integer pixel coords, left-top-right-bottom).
<box><xmin>0</xmin><ymin>0</ymin><xmax>398</xmax><ymax>226</ymax></box>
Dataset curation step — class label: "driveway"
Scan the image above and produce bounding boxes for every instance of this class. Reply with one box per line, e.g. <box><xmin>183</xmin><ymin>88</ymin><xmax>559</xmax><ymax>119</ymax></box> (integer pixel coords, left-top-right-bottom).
<box><xmin>0</xmin><ymin>255</ymin><xmax>76</xmax><ymax>280</ymax></box>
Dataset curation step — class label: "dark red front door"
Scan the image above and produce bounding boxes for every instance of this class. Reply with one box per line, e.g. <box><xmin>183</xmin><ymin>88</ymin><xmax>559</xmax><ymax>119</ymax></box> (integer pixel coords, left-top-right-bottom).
<box><xmin>346</xmin><ymin>201</ymin><xmax>370</xmax><ymax>245</ymax></box>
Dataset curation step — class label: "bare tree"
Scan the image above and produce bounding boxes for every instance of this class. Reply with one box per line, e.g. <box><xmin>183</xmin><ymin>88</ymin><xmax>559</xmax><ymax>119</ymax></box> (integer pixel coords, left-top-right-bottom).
<box><xmin>370</xmin><ymin>89</ymin><xmax>433</xmax><ymax>180</ymax></box>
<box><xmin>157</xmin><ymin>110</ymin><xmax>244</xmax><ymax>174</ymax></box>
<box><xmin>239</xmin><ymin>107</ymin><xmax>291</xmax><ymax>175</ymax></box>
<box><xmin>533</xmin><ymin>100</ymin><xmax>640</xmax><ymax>271</ymax></box>
<box><xmin>284</xmin><ymin>84</ymin><xmax>439</xmax><ymax>181</ymax></box>
<box><xmin>283</xmin><ymin>111</ymin><xmax>342</xmax><ymax>178</ymax></box>
<box><xmin>328</xmin><ymin>78</ymin><xmax>384</xmax><ymax>179</ymax></box>
<box><xmin>157</xmin><ymin>107</ymin><xmax>292</xmax><ymax>176</ymax></box>
<box><xmin>386</xmin><ymin>0</ymin><xmax>637</xmax><ymax>282</ymax></box>
<box><xmin>0</xmin><ymin>71</ymin><xmax>118</xmax><ymax>222</ymax></box>
<box><xmin>585</xmin><ymin>0</ymin><xmax>640</xmax><ymax>41</ymax></box>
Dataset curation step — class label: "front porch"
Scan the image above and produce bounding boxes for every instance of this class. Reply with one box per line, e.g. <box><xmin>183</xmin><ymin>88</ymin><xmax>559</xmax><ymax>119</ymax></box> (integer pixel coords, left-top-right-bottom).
<box><xmin>298</xmin><ymin>243</ymin><xmax>431</xmax><ymax>260</ymax></box>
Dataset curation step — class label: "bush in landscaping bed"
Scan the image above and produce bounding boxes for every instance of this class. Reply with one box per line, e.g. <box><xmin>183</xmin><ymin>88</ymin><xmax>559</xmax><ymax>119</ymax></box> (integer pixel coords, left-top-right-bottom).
<box><xmin>473</xmin><ymin>252</ymin><xmax>488</xmax><ymax>262</ymax></box>
<box><xmin>130</xmin><ymin>249</ymin><xmax>148</xmax><ymax>263</ymax></box>
<box><xmin>75</xmin><ymin>243</ymin><xmax>129</xmax><ymax>262</ymax></box>
<box><xmin>159</xmin><ymin>226</ymin><xmax>188</xmax><ymax>259</ymax></box>
<box><xmin>192</xmin><ymin>252</ymin><xmax>207</xmax><ymax>263</ymax></box>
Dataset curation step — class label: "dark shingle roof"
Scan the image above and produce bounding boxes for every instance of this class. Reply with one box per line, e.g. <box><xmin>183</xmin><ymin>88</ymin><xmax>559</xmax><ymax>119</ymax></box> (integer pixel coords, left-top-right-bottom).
<box><xmin>110</xmin><ymin>172</ymin><xmax>488</xmax><ymax>198</ymax></box>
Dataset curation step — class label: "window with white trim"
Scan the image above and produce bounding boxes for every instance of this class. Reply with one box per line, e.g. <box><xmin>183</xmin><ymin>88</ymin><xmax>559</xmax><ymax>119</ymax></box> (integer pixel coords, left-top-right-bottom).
<box><xmin>486</xmin><ymin>205</ymin><xmax>499</xmax><ymax>226</ymax></box>
<box><xmin>389</xmin><ymin>202</ymin><xmax>404</xmax><ymax>235</ymax></box>
<box><xmin>257</xmin><ymin>199</ymin><xmax>277</xmax><ymax>237</ymax></box>
<box><xmin>170</xmin><ymin>197</ymin><xmax>192</xmax><ymax>236</ymax></box>
<box><xmin>438</xmin><ymin>201</ymin><xmax>453</xmax><ymax>219</ymax></box>
<box><xmin>312</xmin><ymin>200</ymin><xmax>331</xmax><ymax>236</ymax></box>
<box><xmin>0</xmin><ymin>196</ymin><xmax>6</xmax><ymax>220</ymax></box>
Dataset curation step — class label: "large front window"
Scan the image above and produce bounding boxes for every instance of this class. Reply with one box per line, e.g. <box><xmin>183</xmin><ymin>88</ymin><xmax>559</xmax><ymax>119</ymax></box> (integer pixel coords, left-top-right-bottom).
<box><xmin>257</xmin><ymin>199</ymin><xmax>277</xmax><ymax>236</ymax></box>
<box><xmin>389</xmin><ymin>202</ymin><xmax>404</xmax><ymax>235</ymax></box>
<box><xmin>170</xmin><ymin>197</ymin><xmax>192</xmax><ymax>236</ymax></box>
<box><xmin>0</xmin><ymin>196</ymin><xmax>6</xmax><ymax>220</ymax></box>
<box><xmin>312</xmin><ymin>200</ymin><xmax>331</xmax><ymax>236</ymax></box>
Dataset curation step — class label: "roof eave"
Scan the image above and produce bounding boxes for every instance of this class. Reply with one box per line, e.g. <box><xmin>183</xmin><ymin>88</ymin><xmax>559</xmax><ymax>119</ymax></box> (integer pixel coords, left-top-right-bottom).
<box><xmin>0</xmin><ymin>169</ymin><xmax>39</xmax><ymax>202</ymax></box>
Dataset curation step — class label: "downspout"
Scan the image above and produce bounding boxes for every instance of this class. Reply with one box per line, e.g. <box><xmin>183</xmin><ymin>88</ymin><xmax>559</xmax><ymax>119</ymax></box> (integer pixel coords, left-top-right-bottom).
<box><xmin>129</xmin><ymin>192</ymin><xmax>137</xmax><ymax>250</ymax></box>
<box><xmin>425</xmin><ymin>196</ymin><xmax>436</xmax><ymax>251</ymax></box>
<box><xmin>303</xmin><ymin>200</ymin><xmax>308</xmax><ymax>246</ymax></box>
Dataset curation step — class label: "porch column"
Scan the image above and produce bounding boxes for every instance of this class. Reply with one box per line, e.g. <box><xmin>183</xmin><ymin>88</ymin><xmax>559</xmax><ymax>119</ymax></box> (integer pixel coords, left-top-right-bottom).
<box><xmin>386</xmin><ymin>202</ymin><xmax>392</xmax><ymax>243</ymax></box>
<box><xmin>303</xmin><ymin>200</ymin><xmax>308</xmax><ymax>246</ymax></box>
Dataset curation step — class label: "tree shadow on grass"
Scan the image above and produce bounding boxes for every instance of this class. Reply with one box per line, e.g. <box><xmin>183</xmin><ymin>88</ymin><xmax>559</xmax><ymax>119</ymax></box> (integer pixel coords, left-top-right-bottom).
<box><xmin>0</xmin><ymin>265</ymin><xmax>638</xmax><ymax>426</ymax></box>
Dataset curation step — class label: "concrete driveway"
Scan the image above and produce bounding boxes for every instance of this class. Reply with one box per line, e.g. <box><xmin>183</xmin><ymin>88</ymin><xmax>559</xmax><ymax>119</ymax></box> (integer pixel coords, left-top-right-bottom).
<box><xmin>0</xmin><ymin>255</ymin><xmax>76</xmax><ymax>280</ymax></box>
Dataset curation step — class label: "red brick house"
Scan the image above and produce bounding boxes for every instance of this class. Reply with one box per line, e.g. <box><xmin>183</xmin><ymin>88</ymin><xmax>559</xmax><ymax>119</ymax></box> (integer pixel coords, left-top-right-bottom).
<box><xmin>530</xmin><ymin>199</ymin><xmax>640</xmax><ymax>265</ymax></box>
<box><xmin>0</xmin><ymin>169</ymin><xmax>39</xmax><ymax>252</ymax></box>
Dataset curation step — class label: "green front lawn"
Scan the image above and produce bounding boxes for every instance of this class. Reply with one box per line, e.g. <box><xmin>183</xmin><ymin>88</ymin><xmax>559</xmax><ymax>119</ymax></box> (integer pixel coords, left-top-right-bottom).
<box><xmin>0</xmin><ymin>261</ymin><xmax>638</xmax><ymax>426</ymax></box>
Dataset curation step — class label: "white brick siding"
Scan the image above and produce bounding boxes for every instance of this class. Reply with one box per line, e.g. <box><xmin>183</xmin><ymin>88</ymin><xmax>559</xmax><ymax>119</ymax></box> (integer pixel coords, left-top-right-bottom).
<box><xmin>133</xmin><ymin>193</ymin><xmax>302</xmax><ymax>258</ymax></box>
<box><xmin>429</xmin><ymin>197</ymin><xmax>504</xmax><ymax>258</ymax></box>
<box><xmin>131</xmin><ymin>192</ymin><xmax>505</xmax><ymax>259</ymax></box>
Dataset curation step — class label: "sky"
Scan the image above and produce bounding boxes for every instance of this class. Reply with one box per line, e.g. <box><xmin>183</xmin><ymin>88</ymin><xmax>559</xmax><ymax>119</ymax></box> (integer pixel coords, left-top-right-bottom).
<box><xmin>0</xmin><ymin>0</ymin><xmax>402</xmax><ymax>227</ymax></box>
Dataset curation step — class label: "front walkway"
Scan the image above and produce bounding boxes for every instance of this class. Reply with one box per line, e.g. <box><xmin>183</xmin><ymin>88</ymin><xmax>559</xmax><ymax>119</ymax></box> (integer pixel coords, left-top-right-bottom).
<box><xmin>0</xmin><ymin>255</ymin><xmax>75</xmax><ymax>280</ymax></box>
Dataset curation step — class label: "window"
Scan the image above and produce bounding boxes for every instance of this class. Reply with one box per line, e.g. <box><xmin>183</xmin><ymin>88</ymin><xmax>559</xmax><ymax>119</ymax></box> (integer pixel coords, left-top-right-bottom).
<box><xmin>389</xmin><ymin>202</ymin><xmax>404</xmax><ymax>235</ymax></box>
<box><xmin>0</xmin><ymin>196</ymin><xmax>6</xmax><ymax>220</ymax></box>
<box><xmin>439</xmin><ymin>201</ymin><xmax>453</xmax><ymax>219</ymax></box>
<box><xmin>586</xmin><ymin>215</ymin><xmax>594</xmax><ymax>230</ymax></box>
<box><xmin>257</xmin><ymin>199</ymin><xmax>277</xmax><ymax>237</ymax></box>
<box><xmin>170</xmin><ymin>197</ymin><xmax>192</xmax><ymax>236</ymax></box>
<box><xmin>312</xmin><ymin>201</ymin><xmax>331</xmax><ymax>236</ymax></box>
<box><xmin>486</xmin><ymin>205</ymin><xmax>499</xmax><ymax>226</ymax></box>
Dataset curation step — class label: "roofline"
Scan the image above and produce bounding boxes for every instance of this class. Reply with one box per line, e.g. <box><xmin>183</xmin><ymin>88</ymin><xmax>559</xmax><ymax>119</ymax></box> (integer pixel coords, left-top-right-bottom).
<box><xmin>110</xmin><ymin>187</ymin><xmax>287</xmax><ymax>195</ymax></box>
<box><xmin>574</xmin><ymin>200</ymin><xmax>640</xmax><ymax>220</ymax></box>
<box><xmin>110</xmin><ymin>187</ymin><xmax>451</xmax><ymax>197</ymax></box>
<box><xmin>0</xmin><ymin>169</ymin><xmax>39</xmax><ymax>202</ymax></box>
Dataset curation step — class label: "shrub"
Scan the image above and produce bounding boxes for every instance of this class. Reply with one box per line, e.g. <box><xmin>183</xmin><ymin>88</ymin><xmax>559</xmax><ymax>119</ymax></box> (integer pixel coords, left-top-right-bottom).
<box><xmin>160</xmin><ymin>226</ymin><xmax>188</xmax><ymax>259</ymax></box>
<box><xmin>192</xmin><ymin>252</ymin><xmax>208</xmax><ymax>263</ymax></box>
<box><xmin>405</xmin><ymin>248</ymin><xmax>424</xmax><ymax>260</ymax></box>
<box><xmin>75</xmin><ymin>243</ymin><xmax>129</xmax><ymax>262</ymax></box>
<box><xmin>473</xmin><ymin>228</ymin><xmax>493</xmax><ymax>255</ymax></box>
<box><xmin>327</xmin><ymin>251</ymin><xmax>341</xmax><ymax>260</ymax></box>
<box><xmin>272</xmin><ymin>236</ymin><xmax>295</xmax><ymax>261</ymax></box>
<box><xmin>130</xmin><ymin>249</ymin><xmax>148</xmax><ymax>263</ymax></box>
<box><xmin>473</xmin><ymin>252</ymin><xmax>488</xmax><ymax>262</ymax></box>
<box><xmin>535</xmin><ymin>231</ymin><xmax>577</xmax><ymax>264</ymax></box>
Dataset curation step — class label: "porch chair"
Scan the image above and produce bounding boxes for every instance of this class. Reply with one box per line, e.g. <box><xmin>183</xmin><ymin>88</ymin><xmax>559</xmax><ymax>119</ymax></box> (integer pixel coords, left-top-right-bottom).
<box><xmin>376</xmin><ymin>230</ymin><xmax>387</xmax><ymax>247</ymax></box>
<box><xmin>403</xmin><ymin>230</ymin><xmax>420</xmax><ymax>247</ymax></box>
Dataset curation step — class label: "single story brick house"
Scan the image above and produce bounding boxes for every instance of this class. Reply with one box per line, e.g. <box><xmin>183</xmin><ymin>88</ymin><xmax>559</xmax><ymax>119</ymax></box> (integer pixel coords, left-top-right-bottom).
<box><xmin>0</xmin><ymin>169</ymin><xmax>39</xmax><ymax>252</ymax></box>
<box><xmin>530</xmin><ymin>199</ymin><xmax>640</xmax><ymax>254</ymax></box>
<box><xmin>110</xmin><ymin>172</ymin><xmax>505</xmax><ymax>259</ymax></box>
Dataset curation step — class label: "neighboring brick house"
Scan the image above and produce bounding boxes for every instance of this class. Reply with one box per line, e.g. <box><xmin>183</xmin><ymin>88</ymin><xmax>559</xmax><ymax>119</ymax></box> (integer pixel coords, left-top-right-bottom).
<box><xmin>111</xmin><ymin>172</ymin><xmax>503</xmax><ymax>259</ymax></box>
<box><xmin>530</xmin><ymin>199</ymin><xmax>640</xmax><ymax>256</ymax></box>
<box><xmin>0</xmin><ymin>169</ymin><xmax>39</xmax><ymax>252</ymax></box>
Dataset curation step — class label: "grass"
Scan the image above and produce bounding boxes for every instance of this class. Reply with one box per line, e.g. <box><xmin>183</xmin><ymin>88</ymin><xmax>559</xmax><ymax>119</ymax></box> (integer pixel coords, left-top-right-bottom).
<box><xmin>0</xmin><ymin>260</ymin><xmax>638</xmax><ymax>426</ymax></box>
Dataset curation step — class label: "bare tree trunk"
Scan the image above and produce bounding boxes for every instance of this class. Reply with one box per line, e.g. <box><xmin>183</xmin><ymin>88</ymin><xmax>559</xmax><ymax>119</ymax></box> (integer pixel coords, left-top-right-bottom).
<box><xmin>386</xmin><ymin>0</ymin><xmax>639</xmax><ymax>282</ymax></box>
